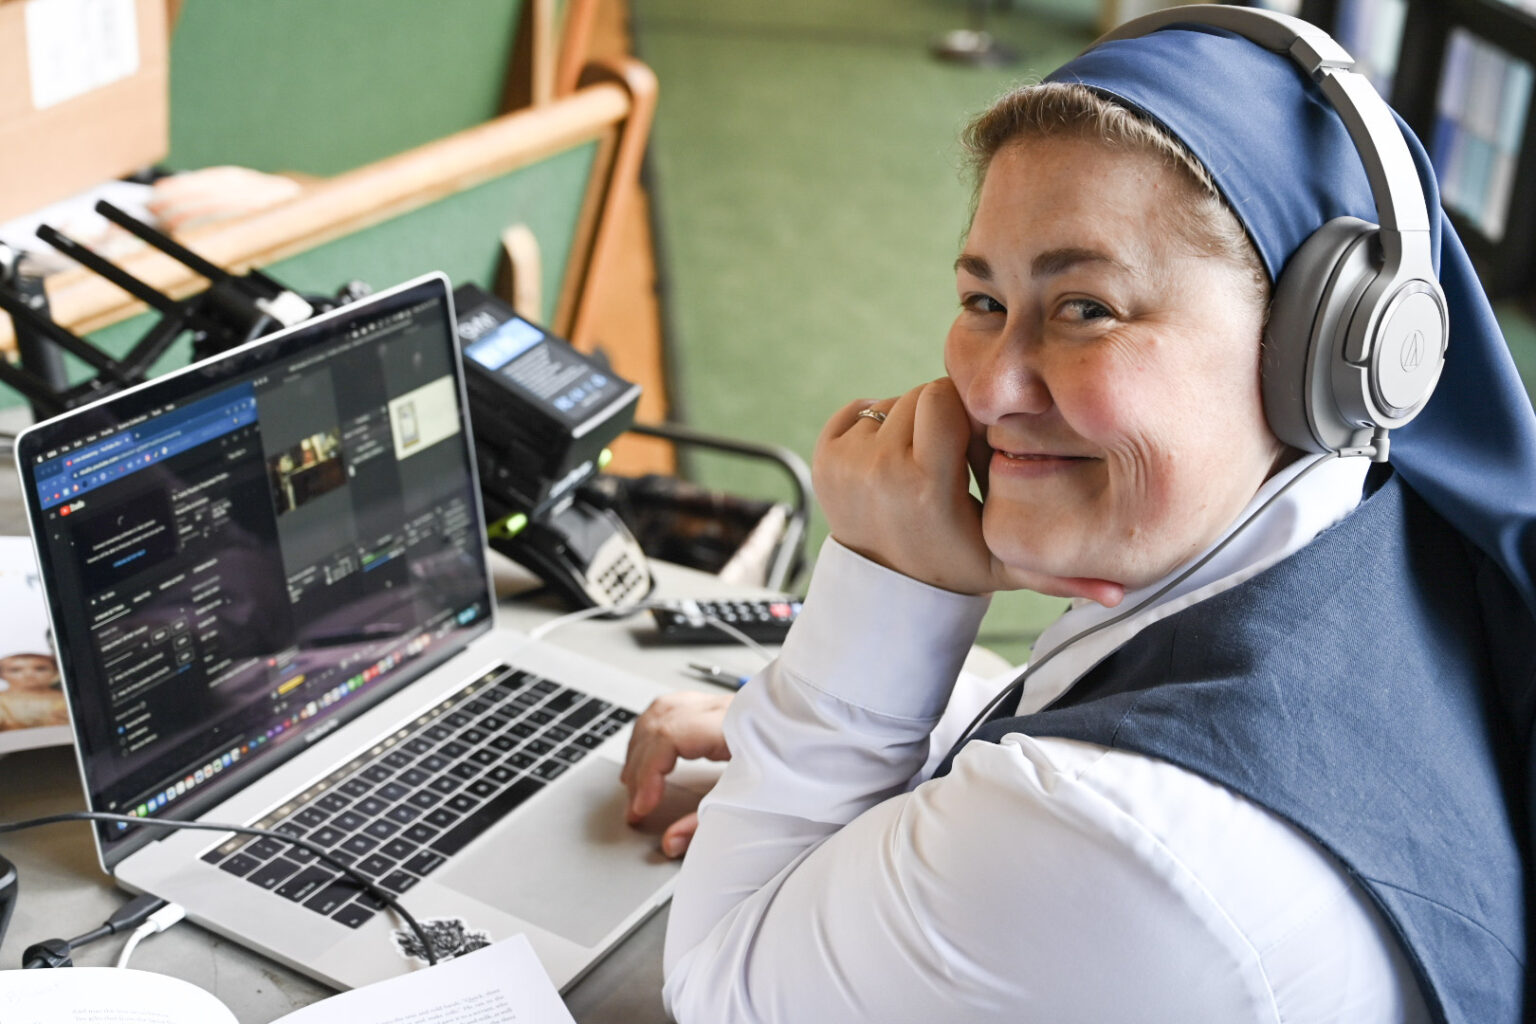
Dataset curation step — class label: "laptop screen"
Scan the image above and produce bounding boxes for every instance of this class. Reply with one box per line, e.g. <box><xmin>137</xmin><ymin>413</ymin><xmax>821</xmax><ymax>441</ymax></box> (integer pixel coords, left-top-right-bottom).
<box><xmin>17</xmin><ymin>275</ymin><xmax>494</xmax><ymax>864</ymax></box>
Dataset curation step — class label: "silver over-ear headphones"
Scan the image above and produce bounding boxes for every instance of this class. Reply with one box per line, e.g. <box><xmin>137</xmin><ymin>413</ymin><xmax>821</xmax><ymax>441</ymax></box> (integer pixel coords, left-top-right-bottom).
<box><xmin>1100</xmin><ymin>5</ymin><xmax>1448</xmax><ymax>463</ymax></box>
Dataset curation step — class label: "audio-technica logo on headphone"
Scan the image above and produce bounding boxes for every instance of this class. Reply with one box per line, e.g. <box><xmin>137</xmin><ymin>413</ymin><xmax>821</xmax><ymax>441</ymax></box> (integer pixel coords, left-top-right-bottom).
<box><xmin>1401</xmin><ymin>329</ymin><xmax>1426</xmax><ymax>373</ymax></box>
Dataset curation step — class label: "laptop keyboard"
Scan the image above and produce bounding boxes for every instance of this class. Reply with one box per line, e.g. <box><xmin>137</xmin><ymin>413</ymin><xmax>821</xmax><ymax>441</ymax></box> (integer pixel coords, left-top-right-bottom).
<box><xmin>199</xmin><ymin>664</ymin><xmax>635</xmax><ymax>929</ymax></box>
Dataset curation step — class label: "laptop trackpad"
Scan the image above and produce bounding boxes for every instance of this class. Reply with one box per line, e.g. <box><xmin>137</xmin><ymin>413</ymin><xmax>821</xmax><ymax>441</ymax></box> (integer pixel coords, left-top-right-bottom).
<box><xmin>435</xmin><ymin>761</ymin><xmax>697</xmax><ymax>948</ymax></box>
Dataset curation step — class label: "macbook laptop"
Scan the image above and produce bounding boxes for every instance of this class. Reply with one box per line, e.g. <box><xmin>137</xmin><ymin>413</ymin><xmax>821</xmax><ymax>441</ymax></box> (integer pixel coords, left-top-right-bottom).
<box><xmin>15</xmin><ymin>273</ymin><xmax>700</xmax><ymax>991</ymax></box>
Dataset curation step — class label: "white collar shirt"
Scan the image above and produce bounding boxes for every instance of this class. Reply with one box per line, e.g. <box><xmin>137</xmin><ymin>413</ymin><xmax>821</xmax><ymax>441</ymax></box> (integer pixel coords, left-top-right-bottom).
<box><xmin>664</xmin><ymin>454</ymin><xmax>1433</xmax><ymax>1024</ymax></box>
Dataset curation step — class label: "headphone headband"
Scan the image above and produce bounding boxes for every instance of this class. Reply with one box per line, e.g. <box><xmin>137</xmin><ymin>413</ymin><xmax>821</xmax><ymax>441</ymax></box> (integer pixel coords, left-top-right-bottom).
<box><xmin>1098</xmin><ymin>6</ymin><xmax>1430</xmax><ymax>255</ymax></box>
<box><xmin>1091</xmin><ymin>5</ymin><xmax>1448</xmax><ymax>461</ymax></box>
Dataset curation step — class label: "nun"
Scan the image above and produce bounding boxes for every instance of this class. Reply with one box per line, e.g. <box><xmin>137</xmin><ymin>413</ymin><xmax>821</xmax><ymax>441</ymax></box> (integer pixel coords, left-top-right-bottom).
<box><xmin>623</xmin><ymin>8</ymin><xmax>1534</xmax><ymax>1022</ymax></box>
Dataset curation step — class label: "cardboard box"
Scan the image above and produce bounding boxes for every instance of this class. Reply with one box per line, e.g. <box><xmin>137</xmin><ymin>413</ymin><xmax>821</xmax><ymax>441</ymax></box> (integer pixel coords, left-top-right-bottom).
<box><xmin>0</xmin><ymin>0</ymin><xmax>168</xmax><ymax>223</ymax></box>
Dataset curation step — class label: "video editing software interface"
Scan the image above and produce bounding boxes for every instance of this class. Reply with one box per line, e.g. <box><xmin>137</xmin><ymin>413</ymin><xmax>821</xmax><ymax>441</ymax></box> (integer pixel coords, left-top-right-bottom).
<box><xmin>25</xmin><ymin>284</ymin><xmax>493</xmax><ymax>857</ymax></box>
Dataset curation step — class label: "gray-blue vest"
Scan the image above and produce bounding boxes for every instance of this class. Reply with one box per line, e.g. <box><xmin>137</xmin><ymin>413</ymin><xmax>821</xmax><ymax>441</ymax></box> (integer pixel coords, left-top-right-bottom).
<box><xmin>956</xmin><ymin>472</ymin><xmax>1529</xmax><ymax>1024</ymax></box>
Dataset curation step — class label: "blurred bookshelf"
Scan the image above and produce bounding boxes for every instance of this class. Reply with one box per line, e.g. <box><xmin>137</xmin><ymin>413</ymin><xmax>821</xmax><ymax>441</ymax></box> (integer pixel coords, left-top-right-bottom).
<box><xmin>1238</xmin><ymin>0</ymin><xmax>1536</xmax><ymax>308</ymax></box>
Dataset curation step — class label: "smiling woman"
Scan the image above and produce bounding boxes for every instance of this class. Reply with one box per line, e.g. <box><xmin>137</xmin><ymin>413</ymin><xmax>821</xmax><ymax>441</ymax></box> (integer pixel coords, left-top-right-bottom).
<box><xmin>621</xmin><ymin>9</ymin><xmax>1535</xmax><ymax>1024</ymax></box>
<box><xmin>945</xmin><ymin>122</ymin><xmax>1285</xmax><ymax>592</ymax></box>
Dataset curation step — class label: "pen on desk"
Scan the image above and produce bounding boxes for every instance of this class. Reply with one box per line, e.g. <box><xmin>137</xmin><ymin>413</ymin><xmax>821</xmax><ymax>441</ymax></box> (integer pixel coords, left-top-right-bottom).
<box><xmin>688</xmin><ymin>662</ymin><xmax>750</xmax><ymax>689</ymax></box>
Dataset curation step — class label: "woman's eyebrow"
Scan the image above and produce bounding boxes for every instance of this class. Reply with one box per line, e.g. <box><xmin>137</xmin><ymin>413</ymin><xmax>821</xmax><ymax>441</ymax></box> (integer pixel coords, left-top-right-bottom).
<box><xmin>1031</xmin><ymin>246</ymin><xmax>1129</xmax><ymax>278</ymax></box>
<box><xmin>954</xmin><ymin>253</ymin><xmax>991</xmax><ymax>279</ymax></box>
<box><xmin>954</xmin><ymin>248</ymin><xmax>1134</xmax><ymax>280</ymax></box>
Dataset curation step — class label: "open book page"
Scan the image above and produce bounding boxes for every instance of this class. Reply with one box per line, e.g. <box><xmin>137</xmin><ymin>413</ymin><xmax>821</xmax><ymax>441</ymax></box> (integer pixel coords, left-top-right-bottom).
<box><xmin>0</xmin><ymin>937</ymin><xmax>575</xmax><ymax>1024</ymax></box>
<box><xmin>0</xmin><ymin>534</ymin><xmax>71</xmax><ymax>754</ymax></box>
<box><xmin>277</xmin><ymin>935</ymin><xmax>576</xmax><ymax>1024</ymax></box>
<box><xmin>1</xmin><ymin>965</ymin><xmax>239</xmax><ymax>1024</ymax></box>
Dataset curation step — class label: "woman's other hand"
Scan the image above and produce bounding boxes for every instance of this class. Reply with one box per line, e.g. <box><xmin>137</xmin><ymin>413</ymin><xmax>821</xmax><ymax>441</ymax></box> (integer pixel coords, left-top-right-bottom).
<box><xmin>621</xmin><ymin>691</ymin><xmax>733</xmax><ymax>858</ymax></box>
<box><xmin>815</xmin><ymin>378</ymin><xmax>1006</xmax><ymax>595</ymax></box>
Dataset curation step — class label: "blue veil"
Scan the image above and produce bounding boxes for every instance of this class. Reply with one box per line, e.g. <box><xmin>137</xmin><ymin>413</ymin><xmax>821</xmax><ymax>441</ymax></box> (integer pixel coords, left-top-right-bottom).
<box><xmin>1045</xmin><ymin>26</ymin><xmax>1536</xmax><ymax>742</ymax></box>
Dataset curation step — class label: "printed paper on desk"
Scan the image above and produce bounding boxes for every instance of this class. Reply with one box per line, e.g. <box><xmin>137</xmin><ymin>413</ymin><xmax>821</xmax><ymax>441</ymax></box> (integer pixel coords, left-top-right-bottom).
<box><xmin>0</xmin><ymin>535</ymin><xmax>70</xmax><ymax>754</ymax></box>
<box><xmin>0</xmin><ymin>934</ymin><xmax>577</xmax><ymax>1023</ymax></box>
<box><xmin>281</xmin><ymin>934</ymin><xmax>577</xmax><ymax>1024</ymax></box>
<box><xmin>3</xmin><ymin>963</ymin><xmax>238</xmax><ymax>1024</ymax></box>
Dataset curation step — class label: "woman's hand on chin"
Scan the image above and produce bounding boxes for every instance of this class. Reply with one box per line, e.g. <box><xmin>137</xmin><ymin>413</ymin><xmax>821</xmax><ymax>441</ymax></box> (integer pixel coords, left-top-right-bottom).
<box><xmin>814</xmin><ymin>379</ymin><xmax>999</xmax><ymax>594</ymax></box>
<box><xmin>815</xmin><ymin>379</ymin><xmax>1127</xmax><ymax>605</ymax></box>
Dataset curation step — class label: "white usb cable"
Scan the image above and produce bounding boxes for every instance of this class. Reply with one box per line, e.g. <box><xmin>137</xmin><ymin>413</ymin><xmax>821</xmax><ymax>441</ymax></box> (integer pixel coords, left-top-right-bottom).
<box><xmin>115</xmin><ymin>902</ymin><xmax>185</xmax><ymax>968</ymax></box>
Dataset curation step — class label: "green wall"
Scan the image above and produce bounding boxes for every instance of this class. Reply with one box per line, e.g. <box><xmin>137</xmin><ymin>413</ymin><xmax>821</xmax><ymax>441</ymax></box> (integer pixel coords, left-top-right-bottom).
<box><xmin>167</xmin><ymin>0</ymin><xmax>526</xmax><ymax>176</ymax></box>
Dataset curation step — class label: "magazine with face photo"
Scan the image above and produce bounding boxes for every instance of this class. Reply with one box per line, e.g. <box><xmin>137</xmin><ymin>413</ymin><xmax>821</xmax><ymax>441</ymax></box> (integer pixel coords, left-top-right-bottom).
<box><xmin>0</xmin><ymin>534</ymin><xmax>70</xmax><ymax>753</ymax></box>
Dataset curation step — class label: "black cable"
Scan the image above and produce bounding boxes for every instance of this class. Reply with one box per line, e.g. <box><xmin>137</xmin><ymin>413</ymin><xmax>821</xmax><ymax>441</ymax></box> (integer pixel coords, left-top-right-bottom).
<box><xmin>0</xmin><ymin>811</ymin><xmax>439</xmax><ymax>966</ymax></box>
<box><xmin>22</xmin><ymin>893</ymin><xmax>170</xmax><ymax>968</ymax></box>
<box><xmin>105</xmin><ymin>892</ymin><xmax>168</xmax><ymax>930</ymax></box>
<box><xmin>72</xmin><ymin>892</ymin><xmax>169</xmax><ymax>948</ymax></box>
<box><xmin>59</xmin><ymin>924</ymin><xmax>112</xmax><ymax>951</ymax></box>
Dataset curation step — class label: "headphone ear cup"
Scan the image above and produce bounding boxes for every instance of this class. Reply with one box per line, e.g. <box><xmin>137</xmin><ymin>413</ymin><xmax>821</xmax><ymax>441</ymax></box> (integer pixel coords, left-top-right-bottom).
<box><xmin>1262</xmin><ymin>217</ymin><xmax>1379</xmax><ymax>454</ymax></box>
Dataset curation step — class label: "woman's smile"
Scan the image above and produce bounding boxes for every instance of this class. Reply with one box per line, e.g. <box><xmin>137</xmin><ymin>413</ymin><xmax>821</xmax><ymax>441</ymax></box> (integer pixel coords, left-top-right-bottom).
<box><xmin>988</xmin><ymin>447</ymin><xmax>1097</xmax><ymax>478</ymax></box>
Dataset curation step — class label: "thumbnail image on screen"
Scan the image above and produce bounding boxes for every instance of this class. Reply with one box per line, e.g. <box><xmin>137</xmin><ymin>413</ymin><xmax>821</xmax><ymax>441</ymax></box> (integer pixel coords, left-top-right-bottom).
<box><xmin>268</xmin><ymin>429</ymin><xmax>347</xmax><ymax>515</ymax></box>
